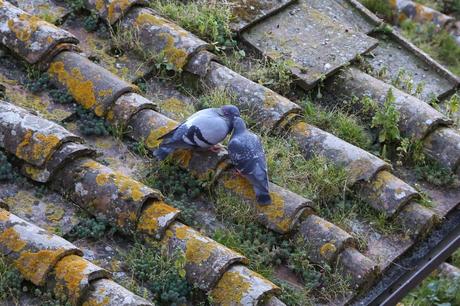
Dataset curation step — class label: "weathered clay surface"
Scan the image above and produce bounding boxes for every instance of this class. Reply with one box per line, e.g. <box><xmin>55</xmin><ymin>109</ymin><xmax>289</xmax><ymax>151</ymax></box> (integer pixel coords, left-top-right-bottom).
<box><xmin>21</xmin><ymin>142</ymin><xmax>96</xmax><ymax>183</ymax></box>
<box><xmin>13</xmin><ymin>0</ymin><xmax>69</xmax><ymax>24</ymax></box>
<box><xmin>304</xmin><ymin>0</ymin><xmax>378</xmax><ymax>33</ymax></box>
<box><xmin>357</xmin><ymin>170</ymin><xmax>419</xmax><ymax>216</ymax></box>
<box><xmin>84</xmin><ymin>0</ymin><xmax>148</xmax><ymax>25</ymax></box>
<box><xmin>0</xmin><ymin>49</ymin><xmax>74</xmax><ymax>121</ymax></box>
<box><xmin>0</xmin><ymin>208</ymin><xmax>82</xmax><ymax>285</ymax></box>
<box><xmin>137</xmin><ymin>199</ymin><xmax>180</xmax><ymax>240</ymax></box>
<box><xmin>48</xmin><ymin>51</ymin><xmax>138</xmax><ymax>117</ymax></box>
<box><xmin>228</xmin><ymin>0</ymin><xmax>296</xmax><ymax>32</ymax></box>
<box><xmin>185</xmin><ymin>50</ymin><xmax>218</xmax><ymax>78</ymax></box>
<box><xmin>390</xmin><ymin>0</ymin><xmax>454</xmax><ymax>28</ymax></box>
<box><xmin>51</xmin><ymin>158</ymin><xmax>164</xmax><ymax>234</ymax></box>
<box><xmin>333</xmin><ymin>67</ymin><xmax>452</xmax><ymax>140</ymax></box>
<box><xmin>0</xmin><ymin>1</ymin><xmax>78</xmax><ymax>64</ymax></box>
<box><xmin>204</xmin><ymin>61</ymin><xmax>302</xmax><ymax>130</ymax></box>
<box><xmin>49</xmin><ymin>255</ymin><xmax>111</xmax><ymax>305</ymax></box>
<box><xmin>84</xmin><ymin>278</ymin><xmax>153</xmax><ymax>306</ymax></box>
<box><xmin>299</xmin><ymin>215</ymin><xmax>356</xmax><ymax>265</ymax></box>
<box><xmin>396</xmin><ymin>202</ymin><xmax>440</xmax><ymax>239</ymax></box>
<box><xmin>119</xmin><ymin>7</ymin><xmax>209</xmax><ymax>71</ymax></box>
<box><xmin>0</xmin><ymin>182</ymin><xmax>80</xmax><ymax>236</ymax></box>
<box><xmin>423</xmin><ymin>127</ymin><xmax>460</xmax><ymax>174</ymax></box>
<box><xmin>0</xmin><ymin>101</ymin><xmax>81</xmax><ymax>167</ymax></box>
<box><xmin>241</xmin><ymin>1</ymin><xmax>378</xmax><ymax>89</ymax></box>
<box><xmin>60</xmin><ymin>16</ymin><xmax>152</xmax><ymax>82</ymax></box>
<box><xmin>337</xmin><ymin>247</ymin><xmax>379</xmax><ymax>290</ymax></box>
<box><xmin>290</xmin><ymin>121</ymin><xmax>389</xmax><ymax>183</ymax></box>
<box><xmin>161</xmin><ymin>221</ymin><xmax>248</xmax><ymax>292</ymax></box>
<box><xmin>366</xmin><ymin>32</ymin><xmax>459</xmax><ymax>101</ymax></box>
<box><xmin>219</xmin><ymin>169</ymin><xmax>312</xmax><ymax>234</ymax></box>
<box><xmin>211</xmin><ymin>264</ymin><xmax>280</xmax><ymax>305</ymax></box>
<box><xmin>107</xmin><ymin>92</ymin><xmax>157</xmax><ymax>130</ymax></box>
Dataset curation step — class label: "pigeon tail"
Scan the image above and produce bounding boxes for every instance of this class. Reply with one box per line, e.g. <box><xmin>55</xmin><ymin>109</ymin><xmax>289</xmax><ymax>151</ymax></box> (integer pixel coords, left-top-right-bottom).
<box><xmin>153</xmin><ymin>146</ymin><xmax>174</xmax><ymax>160</ymax></box>
<box><xmin>256</xmin><ymin>192</ymin><xmax>272</xmax><ymax>206</ymax></box>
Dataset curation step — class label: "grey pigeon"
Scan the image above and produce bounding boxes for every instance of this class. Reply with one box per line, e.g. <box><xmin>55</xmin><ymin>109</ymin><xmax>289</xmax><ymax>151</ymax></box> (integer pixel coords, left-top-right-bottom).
<box><xmin>228</xmin><ymin>117</ymin><xmax>272</xmax><ymax>205</ymax></box>
<box><xmin>153</xmin><ymin>105</ymin><xmax>240</xmax><ymax>160</ymax></box>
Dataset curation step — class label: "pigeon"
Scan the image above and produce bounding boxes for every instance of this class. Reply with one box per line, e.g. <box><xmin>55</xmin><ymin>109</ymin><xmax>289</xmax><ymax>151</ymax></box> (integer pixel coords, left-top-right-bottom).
<box><xmin>153</xmin><ymin>105</ymin><xmax>240</xmax><ymax>160</ymax></box>
<box><xmin>228</xmin><ymin>117</ymin><xmax>272</xmax><ymax>205</ymax></box>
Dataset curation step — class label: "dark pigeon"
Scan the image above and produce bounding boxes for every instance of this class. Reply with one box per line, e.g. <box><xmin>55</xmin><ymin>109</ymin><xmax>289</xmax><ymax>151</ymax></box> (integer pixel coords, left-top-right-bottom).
<box><xmin>228</xmin><ymin>117</ymin><xmax>272</xmax><ymax>205</ymax></box>
<box><xmin>153</xmin><ymin>105</ymin><xmax>240</xmax><ymax>160</ymax></box>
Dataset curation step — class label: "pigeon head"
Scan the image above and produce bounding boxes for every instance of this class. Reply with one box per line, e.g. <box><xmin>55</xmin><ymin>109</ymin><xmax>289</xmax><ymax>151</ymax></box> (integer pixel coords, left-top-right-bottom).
<box><xmin>220</xmin><ymin>105</ymin><xmax>240</xmax><ymax>119</ymax></box>
<box><xmin>232</xmin><ymin>117</ymin><xmax>247</xmax><ymax>134</ymax></box>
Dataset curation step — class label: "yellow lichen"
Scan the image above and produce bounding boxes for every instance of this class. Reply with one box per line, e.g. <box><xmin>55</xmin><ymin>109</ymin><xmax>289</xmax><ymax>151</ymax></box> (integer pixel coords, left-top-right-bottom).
<box><xmin>48</xmin><ymin>62</ymin><xmax>97</xmax><ymax>110</ymax></box>
<box><xmin>46</xmin><ymin>206</ymin><xmax>65</xmax><ymax>222</ymax></box>
<box><xmin>145</xmin><ymin>121</ymin><xmax>178</xmax><ymax>149</ymax></box>
<box><xmin>83</xmin><ymin>160</ymin><xmax>104</xmax><ymax>170</ymax></box>
<box><xmin>160</xmin><ymin>98</ymin><xmax>194</xmax><ymax>120</ymax></box>
<box><xmin>54</xmin><ymin>255</ymin><xmax>88</xmax><ymax>301</ymax></box>
<box><xmin>319</xmin><ymin>243</ymin><xmax>337</xmax><ymax>258</ymax></box>
<box><xmin>185</xmin><ymin>236</ymin><xmax>213</xmax><ymax>264</ymax></box>
<box><xmin>15</xmin><ymin>248</ymin><xmax>65</xmax><ymax>285</ymax></box>
<box><xmin>291</xmin><ymin>121</ymin><xmax>310</xmax><ymax>135</ymax></box>
<box><xmin>0</xmin><ymin>227</ymin><xmax>26</xmax><ymax>252</ymax></box>
<box><xmin>95</xmin><ymin>173</ymin><xmax>110</xmax><ymax>186</ymax></box>
<box><xmin>158</xmin><ymin>33</ymin><xmax>188</xmax><ymax>70</ymax></box>
<box><xmin>211</xmin><ymin>271</ymin><xmax>250</xmax><ymax>305</ymax></box>
<box><xmin>82</xmin><ymin>296</ymin><xmax>110</xmax><ymax>306</ymax></box>
<box><xmin>107</xmin><ymin>0</ymin><xmax>133</xmax><ymax>24</ymax></box>
<box><xmin>0</xmin><ymin>209</ymin><xmax>10</xmax><ymax>221</ymax></box>
<box><xmin>16</xmin><ymin>131</ymin><xmax>60</xmax><ymax>164</ymax></box>
<box><xmin>7</xmin><ymin>14</ymin><xmax>44</xmax><ymax>42</ymax></box>
<box><xmin>137</xmin><ymin>201</ymin><xmax>178</xmax><ymax>235</ymax></box>
<box><xmin>174</xmin><ymin>224</ymin><xmax>189</xmax><ymax>240</ymax></box>
<box><xmin>172</xmin><ymin>149</ymin><xmax>192</xmax><ymax>168</ymax></box>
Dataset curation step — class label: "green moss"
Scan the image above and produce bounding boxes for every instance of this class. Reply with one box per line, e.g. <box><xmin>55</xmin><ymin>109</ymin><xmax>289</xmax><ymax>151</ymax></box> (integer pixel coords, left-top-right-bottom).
<box><xmin>0</xmin><ymin>151</ymin><xmax>14</xmax><ymax>182</ymax></box>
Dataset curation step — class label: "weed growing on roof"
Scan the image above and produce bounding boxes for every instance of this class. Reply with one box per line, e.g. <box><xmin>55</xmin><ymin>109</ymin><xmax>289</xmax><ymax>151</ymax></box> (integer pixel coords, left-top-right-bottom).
<box><xmin>391</xmin><ymin>68</ymin><xmax>426</xmax><ymax>98</ymax></box>
<box><xmin>32</xmin><ymin>287</ymin><xmax>71</xmax><ymax>306</ymax></box>
<box><xmin>452</xmin><ymin>249</ymin><xmax>460</xmax><ymax>266</ymax></box>
<box><xmin>400</xmin><ymin>19</ymin><xmax>460</xmax><ymax>75</ymax></box>
<box><xmin>277</xmin><ymin>282</ymin><xmax>314</xmax><ymax>306</ymax></box>
<box><xmin>303</xmin><ymin>100</ymin><xmax>373</xmax><ymax>150</ymax></box>
<box><xmin>371</xmin><ymin>88</ymin><xmax>401</xmax><ymax>158</ymax></box>
<box><xmin>143</xmin><ymin>162</ymin><xmax>204</xmax><ymax>226</ymax></box>
<box><xmin>262</xmin><ymin>135</ymin><xmax>348</xmax><ymax>205</ymax></box>
<box><xmin>124</xmin><ymin>241</ymin><xmax>192</xmax><ymax>305</ymax></box>
<box><xmin>24</xmin><ymin>68</ymin><xmax>51</xmax><ymax>93</ymax></box>
<box><xmin>221</xmin><ymin>51</ymin><xmax>299</xmax><ymax>97</ymax></box>
<box><xmin>402</xmin><ymin>274</ymin><xmax>460</xmax><ymax>305</ymax></box>
<box><xmin>149</xmin><ymin>0</ymin><xmax>235</xmax><ymax>51</ymax></box>
<box><xmin>0</xmin><ymin>151</ymin><xmax>14</xmax><ymax>182</ymax></box>
<box><xmin>75</xmin><ymin>106</ymin><xmax>110</xmax><ymax>136</ymax></box>
<box><xmin>0</xmin><ymin>254</ymin><xmax>23</xmax><ymax>302</ymax></box>
<box><xmin>66</xmin><ymin>215</ymin><xmax>113</xmax><ymax>241</ymax></box>
<box><xmin>360</xmin><ymin>0</ymin><xmax>394</xmax><ymax>19</ymax></box>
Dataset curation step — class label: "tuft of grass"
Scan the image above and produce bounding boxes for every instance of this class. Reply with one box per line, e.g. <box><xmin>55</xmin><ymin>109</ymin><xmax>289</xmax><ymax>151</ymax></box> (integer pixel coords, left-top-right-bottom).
<box><xmin>0</xmin><ymin>255</ymin><xmax>23</xmax><ymax>303</ymax></box>
<box><xmin>149</xmin><ymin>0</ymin><xmax>235</xmax><ymax>51</ymax></box>
<box><xmin>263</xmin><ymin>135</ymin><xmax>349</xmax><ymax>205</ymax></box>
<box><xmin>303</xmin><ymin>100</ymin><xmax>373</xmax><ymax>150</ymax></box>
<box><xmin>124</xmin><ymin>241</ymin><xmax>192</xmax><ymax>305</ymax></box>
<box><xmin>400</xmin><ymin>19</ymin><xmax>460</xmax><ymax>75</ymax></box>
<box><xmin>360</xmin><ymin>0</ymin><xmax>394</xmax><ymax>20</ymax></box>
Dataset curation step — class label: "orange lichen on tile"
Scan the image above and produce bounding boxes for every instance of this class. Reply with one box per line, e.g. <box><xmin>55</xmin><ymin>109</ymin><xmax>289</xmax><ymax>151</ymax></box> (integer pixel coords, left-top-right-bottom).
<box><xmin>137</xmin><ymin>201</ymin><xmax>178</xmax><ymax>235</ymax></box>
<box><xmin>7</xmin><ymin>14</ymin><xmax>44</xmax><ymax>42</ymax></box>
<box><xmin>48</xmin><ymin>62</ymin><xmax>97</xmax><ymax>110</ymax></box>
<box><xmin>158</xmin><ymin>33</ymin><xmax>188</xmax><ymax>70</ymax></box>
<box><xmin>107</xmin><ymin>0</ymin><xmax>133</xmax><ymax>24</ymax></box>
<box><xmin>0</xmin><ymin>227</ymin><xmax>26</xmax><ymax>252</ymax></box>
<box><xmin>320</xmin><ymin>242</ymin><xmax>337</xmax><ymax>258</ymax></box>
<box><xmin>211</xmin><ymin>271</ymin><xmax>250</xmax><ymax>305</ymax></box>
<box><xmin>15</xmin><ymin>131</ymin><xmax>60</xmax><ymax>163</ymax></box>
<box><xmin>145</xmin><ymin>121</ymin><xmax>178</xmax><ymax>149</ymax></box>
<box><xmin>54</xmin><ymin>255</ymin><xmax>88</xmax><ymax>301</ymax></box>
<box><xmin>15</xmin><ymin>248</ymin><xmax>65</xmax><ymax>285</ymax></box>
<box><xmin>185</xmin><ymin>236</ymin><xmax>213</xmax><ymax>264</ymax></box>
<box><xmin>0</xmin><ymin>209</ymin><xmax>10</xmax><ymax>221</ymax></box>
<box><xmin>291</xmin><ymin>121</ymin><xmax>310</xmax><ymax>136</ymax></box>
